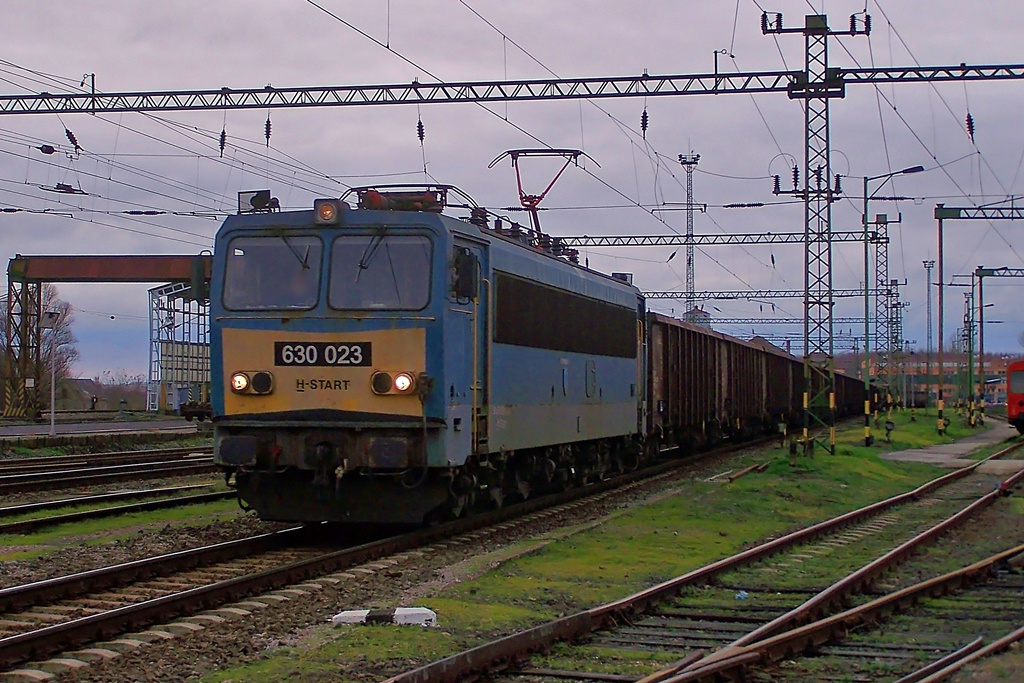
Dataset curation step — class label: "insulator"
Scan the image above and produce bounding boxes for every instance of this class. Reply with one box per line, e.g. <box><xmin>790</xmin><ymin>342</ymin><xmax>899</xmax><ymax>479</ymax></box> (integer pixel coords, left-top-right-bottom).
<box><xmin>640</xmin><ymin>108</ymin><xmax>649</xmax><ymax>139</ymax></box>
<box><xmin>864</xmin><ymin>14</ymin><xmax>872</xmax><ymax>34</ymax></box>
<box><xmin>850</xmin><ymin>14</ymin><xmax>856</xmax><ymax>34</ymax></box>
<box><xmin>834</xmin><ymin>174</ymin><xmax>842</xmax><ymax>194</ymax></box>
<box><xmin>814</xmin><ymin>165</ymin><xmax>823</xmax><ymax>187</ymax></box>
<box><xmin>264</xmin><ymin>116</ymin><xmax>272</xmax><ymax>146</ymax></box>
<box><xmin>776</xmin><ymin>13</ymin><xmax>783</xmax><ymax>30</ymax></box>
<box><xmin>65</xmin><ymin>128</ymin><xmax>80</xmax><ymax>151</ymax></box>
<box><xmin>761</xmin><ymin>12</ymin><xmax>768</xmax><ymax>33</ymax></box>
<box><xmin>966</xmin><ymin>112</ymin><xmax>976</xmax><ymax>143</ymax></box>
<box><xmin>219</xmin><ymin>129</ymin><xmax>227</xmax><ymax>158</ymax></box>
<box><xmin>791</xmin><ymin>165</ymin><xmax>799</xmax><ymax>189</ymax></box>
<box><xmin>772</xmin><ymin>175</ymin><xmax>781</xmax><ymax>195</ymax></box>
<box><xmin>417</xmin><ymin>118</ymin><xmax>425</xmax><ymax>143</ymax></box>
<box><xmin>469</xmin><ymin>207</ymin><xmax>488</xmax><ymax>227</ymax></box>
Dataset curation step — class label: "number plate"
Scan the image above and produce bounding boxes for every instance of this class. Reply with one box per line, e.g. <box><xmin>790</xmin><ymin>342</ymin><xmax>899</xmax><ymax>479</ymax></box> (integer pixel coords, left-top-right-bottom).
<box><xmin>274</xmin><ymin>341</ymin><xmax>372</xmax><ymax>367</ymax></box>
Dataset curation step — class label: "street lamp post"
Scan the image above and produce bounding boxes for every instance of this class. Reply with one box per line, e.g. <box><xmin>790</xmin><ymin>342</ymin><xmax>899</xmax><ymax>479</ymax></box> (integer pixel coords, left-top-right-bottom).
<box><xmin>39</xmin><ymin>310</ymin><xmax>61</xmax><ymax>437</ymax></box>
<box><xmin>977</xmin><ymin>271</ymin><xmax>990</xmax><ymax>416</ymax></box>
<box><xmin>863</xmin><ymin>165</ymin><xmax>924</xmax><ymax>446</ymax></box>
<box><xmin>923</xmin><ymin>260</ymin><xmax>935</xmax><ymax>411</ymax></box>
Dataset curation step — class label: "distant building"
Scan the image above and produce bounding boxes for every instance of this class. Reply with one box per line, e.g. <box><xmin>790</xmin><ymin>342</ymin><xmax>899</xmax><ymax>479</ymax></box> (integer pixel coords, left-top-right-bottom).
<box><xmin>833</xmin><ymin>350</ymin><xmax>1024</xmax><ymax>406</ymax></box>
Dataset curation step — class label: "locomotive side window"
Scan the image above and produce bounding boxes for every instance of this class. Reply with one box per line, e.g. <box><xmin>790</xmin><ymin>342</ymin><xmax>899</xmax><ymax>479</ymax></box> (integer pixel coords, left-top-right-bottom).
<box><xmin>494</xmin><ymin>271</ymin><xmax>637</xmax><ymax>358</ymax></box>
<box><xmin>223</xmin><ymin>235</ymin><xmax>323</xmax><ymax>310</ymax></box>
<box><xmin>1010</xmin><ymin>370</ymin><xmax>1024</xmax><ymax>394</ymax></box>
<box><xmin>328</xmin><ymin>233</ymin><xmax>432</xmax><ymax>310</ymax></box>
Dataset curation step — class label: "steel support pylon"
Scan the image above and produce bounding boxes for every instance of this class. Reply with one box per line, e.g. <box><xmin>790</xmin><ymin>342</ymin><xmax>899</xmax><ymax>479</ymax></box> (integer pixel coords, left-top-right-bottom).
<box><xmin>679</xmin><ymin>154</ymin><xmax>700</xmax><ymax>320</ymax></box>
<box><xmin>764</xmin><ymin>13</ymin><xmax>869</xmax><ymax>454</ymax></box>
<box><xmin>3</xmin><ymin>279</ymin><xmax>41</xmax><ymax>417</ymax></box>
<box><xmin>803</xmin><ymin>21</ymin><xmax>835</xmax><ymax>453</ymax></box>
<box><xmin>873</xmin><ymin>216</ymin><xmax>891</xmax><ymax>391</ymax></box>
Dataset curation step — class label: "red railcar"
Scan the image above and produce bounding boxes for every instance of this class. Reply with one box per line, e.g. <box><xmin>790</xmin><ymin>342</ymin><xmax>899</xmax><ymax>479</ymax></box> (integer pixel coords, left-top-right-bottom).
<box><xmin>1006</xmin><ymin>360</ymin><xmax>1024</xmax><ymax>434</ymax></box>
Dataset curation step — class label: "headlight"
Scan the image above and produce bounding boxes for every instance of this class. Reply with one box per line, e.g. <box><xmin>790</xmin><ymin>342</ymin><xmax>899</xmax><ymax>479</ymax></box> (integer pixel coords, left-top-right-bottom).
<box><xmin>314</xmin><ymin>199</ymin><xmax>344</xmax><ymax>224</ymax></box>
<box><xmin>230</xmin><ymin>373</ymin><xmax>250</xmax><ymax>393</ymax></box>
<box><xmin>230</xmin><ymin>371</ymin><xmax>274</xmax><ymax>395</ymax></box>
<box><xmin>371</xmin><ymin>370</ymin><xmax>417</xmax><ymax>395</ymax></box>
<box><xmin>393</xmin><ymin>372</ymin><xmax>414</xmax><ymax>393</ymax></box>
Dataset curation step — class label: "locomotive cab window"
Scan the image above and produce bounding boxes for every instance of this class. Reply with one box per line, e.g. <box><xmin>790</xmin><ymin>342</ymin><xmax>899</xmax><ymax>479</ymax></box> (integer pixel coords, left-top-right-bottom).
<box><xmin>329</xmin><ymin>232</ymin><xmax>432</xmax><ymax>310</ymax></box>
<box><xmin>223</xmin><ymin>235</ymin><xmax>323</xmax><ymax>310</ymax></box>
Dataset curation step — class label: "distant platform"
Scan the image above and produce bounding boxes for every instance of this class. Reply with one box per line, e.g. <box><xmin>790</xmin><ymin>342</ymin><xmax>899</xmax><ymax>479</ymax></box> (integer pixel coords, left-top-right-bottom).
<box><xmin>880</xmin><ymin>422</ymin><xmax>1024</xmax><ymax>475</ymax></box>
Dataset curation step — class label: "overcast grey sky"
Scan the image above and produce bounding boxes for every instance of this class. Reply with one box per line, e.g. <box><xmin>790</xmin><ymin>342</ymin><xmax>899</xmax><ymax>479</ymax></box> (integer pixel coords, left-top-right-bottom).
<box><xmin>3</xmin><ymin>1</ymin><xmax>1024</xmax><ymax>376</ymax></box>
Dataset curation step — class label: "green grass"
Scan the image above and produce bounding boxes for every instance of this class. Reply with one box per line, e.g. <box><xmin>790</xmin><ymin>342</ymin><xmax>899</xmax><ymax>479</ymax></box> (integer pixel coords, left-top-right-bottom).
<box><xmin>0</xmin><ymin>498</ymin><xmax>243</xmax><ymax>562</ymax></box>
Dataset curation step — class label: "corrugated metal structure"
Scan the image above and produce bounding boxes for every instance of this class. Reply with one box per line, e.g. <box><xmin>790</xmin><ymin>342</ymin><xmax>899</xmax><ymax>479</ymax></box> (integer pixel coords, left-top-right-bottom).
<box><xmin>148</xmin><ymin>282</ymin><xmax>210</xmax><ymax>412</ymax></box>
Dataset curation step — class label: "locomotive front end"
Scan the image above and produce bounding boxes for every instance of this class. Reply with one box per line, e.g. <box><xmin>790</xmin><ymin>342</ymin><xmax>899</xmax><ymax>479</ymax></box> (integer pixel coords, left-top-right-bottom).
<box><xmin>211</xmin><ymin>194</ymin><xmax>451</xmax><ymax>524</ymax></box>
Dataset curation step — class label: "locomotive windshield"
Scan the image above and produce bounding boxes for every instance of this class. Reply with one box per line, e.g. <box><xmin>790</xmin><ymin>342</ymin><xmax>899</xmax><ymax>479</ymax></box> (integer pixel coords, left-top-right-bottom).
<box><xmin>328</xmin><ymin>233</ymin><xmax>432</xmax><ymax>310</ymax></box>
<box><xmin>222</xmin><ymin>235</ymin><xmax>323</xmax><ymax>310</ymax></box>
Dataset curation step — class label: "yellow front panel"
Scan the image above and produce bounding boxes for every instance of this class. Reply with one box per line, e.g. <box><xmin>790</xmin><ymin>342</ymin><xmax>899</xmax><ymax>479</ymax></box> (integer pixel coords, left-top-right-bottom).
<box><xmin>221</xmin><ymin>327</ymin><xmax>426</xmax><ymax>417</ymax></box>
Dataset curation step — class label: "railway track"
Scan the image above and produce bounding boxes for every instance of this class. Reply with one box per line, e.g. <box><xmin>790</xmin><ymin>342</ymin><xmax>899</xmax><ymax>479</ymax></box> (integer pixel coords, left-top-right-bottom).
<box><xmin>0</xmin><ymin>438</ymin><xmax>765</xmax><ymax>672</ymax></box>
<box><xmin>0</xmin><ymin>453</ymin><xmax>216</xmax><ymax>495</ymax></box>
<box><xmin>384</xmin><ymin>440</ymin><xmax>1024</xmax><ymax>683</ymax></box>
<box><xmin>0</xmin><ymin>446</ymin><xmax>213</xmax><ymax>474</ymax></box>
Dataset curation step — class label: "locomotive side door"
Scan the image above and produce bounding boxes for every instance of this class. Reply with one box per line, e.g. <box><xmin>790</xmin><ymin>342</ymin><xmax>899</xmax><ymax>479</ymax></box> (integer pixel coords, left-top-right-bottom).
<box><xmin>446</xmin><ymin>237</ymin><xmax>489</xmax><ymax>463</ymax></box>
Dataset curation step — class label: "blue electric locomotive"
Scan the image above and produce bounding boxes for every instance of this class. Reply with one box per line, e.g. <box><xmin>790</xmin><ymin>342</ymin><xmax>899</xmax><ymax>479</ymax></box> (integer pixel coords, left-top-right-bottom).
<box><xmin>211</xmin><ymin>186</ymin><xmax>645</xmax><ymax>524</ymax></box>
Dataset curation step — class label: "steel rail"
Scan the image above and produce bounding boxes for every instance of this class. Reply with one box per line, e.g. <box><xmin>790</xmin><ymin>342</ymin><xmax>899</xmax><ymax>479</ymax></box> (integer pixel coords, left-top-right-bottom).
<box><xmin>732</xmin><ymin>439</ymin><xmax>1024</xmax><ymax>646</ymax></box>
<box><xmin>0</xmin><ymin>447</ymin><xmax>213</xmax><ymax>474</ymax></box>
<box><xmin>0</xmin><ymin>456</ymin><xmax>210</xmax><ymax>481</ymax></box>
<box><xmin>384</xmin><ymin>438</ymin><xmax>1024</xmax><ymax>683</ymax></box>
<box><xmin>0</xmin><ymin>484</ymin><xmax>212</xmax><ymax>518</ymax></box>
<box><xmin>916</xmin><ymin>626</ymin><xmax>1024</xmax><ymax>683</ymax></box>
<box><xmin>0</xmin><ymin>459</ymin><xmax>216</xmax><ymax>495</ymax></box>
<box><xmin>0</xmin><ymin>528</ymin><xmax>303</xmax><ymax>615</ymax></box>
<box><xmin>892</xmin><ymin>637</ymin><xmax>984</xmax><ymax>683</ymax></box>
<box><xmin>0</xmin><ymin>438</ymin><xmax>763</xmax><ymax>668</ymax></box>
<box><xmin>0</xmin><ymin>491</ymin><xmax>234</xmax><ymax>535</ymax></box>
<box><xmin>642</xmin><ymin>439</ymin><xmax>1024</xmax><ymax>680</ymax></box>
<box><xmin>664</xmin><ymin>543</ymin><xmax>1024</xmax><ymax>683</ymax></box>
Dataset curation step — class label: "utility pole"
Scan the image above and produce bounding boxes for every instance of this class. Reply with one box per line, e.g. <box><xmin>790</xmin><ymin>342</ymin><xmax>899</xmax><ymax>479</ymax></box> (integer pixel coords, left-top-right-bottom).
<box><xmin>888</xmin><ymin>280</ymin><xmax>907</xmax><ymax>405</ymax></box>
<box><xmin>963</xmin><ymin>291</ymin><xmax>975</xmax><ymax>424</ymax></box>
<box><xmin>923</xmin><ymin>259</ymin><xmax>935</xmax><ymax>411</ymax></box>
<box><xmin>976</xmin><ymin>268</ymin><xmax>985</xmax><ymax>415</ymax></box>
<box><xmin>932</xmin><ymin>204</ymin><xmax>1024</xmax><ymax>434</ymax></box>
<box><xmin>679</xmin><ymin>153</ymin><xmax>700</xmax><ymax>322</ymax></box>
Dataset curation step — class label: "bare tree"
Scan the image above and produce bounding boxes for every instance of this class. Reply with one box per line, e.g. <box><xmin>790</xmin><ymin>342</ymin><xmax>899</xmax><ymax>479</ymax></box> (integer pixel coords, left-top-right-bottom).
<box><xmin>93</xmin><ymin>369</ymin><xmax>147</xmax><ymax>410</ymax></box>
<box><xmin>40</xmin><ymin>283</ymin><xmax>80</xmax><ymax>379</ymax></box>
